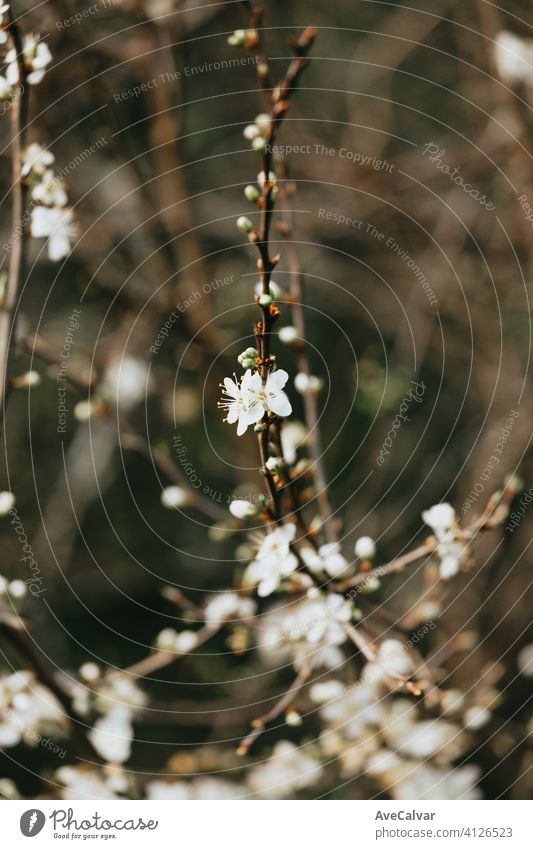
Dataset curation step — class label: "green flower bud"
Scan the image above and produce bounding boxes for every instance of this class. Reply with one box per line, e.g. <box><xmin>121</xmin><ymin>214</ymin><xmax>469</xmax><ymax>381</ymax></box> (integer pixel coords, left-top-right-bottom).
<box><xmin>236</xmin><ymin>215</ymin><xmax>253</xmax><ymax>233</ymax></box>
<box><xmin>244</xmin><ymin>184</ymin><xmax>260</xmax><ymax>202</ymax></box>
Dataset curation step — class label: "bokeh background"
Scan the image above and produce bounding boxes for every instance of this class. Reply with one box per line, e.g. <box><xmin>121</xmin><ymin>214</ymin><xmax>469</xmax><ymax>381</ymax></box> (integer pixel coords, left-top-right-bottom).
<box><xmin>0</xmin><ymin>0</ymin><xmax>531</xmax><ymax>799</ymax></box>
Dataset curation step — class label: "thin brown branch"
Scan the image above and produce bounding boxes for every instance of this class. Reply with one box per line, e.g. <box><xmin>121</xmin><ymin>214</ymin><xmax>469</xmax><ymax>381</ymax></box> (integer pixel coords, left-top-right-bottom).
<box><xmin>237</xmin><ymin>654</ymin><xmax>316</xmax><ymax>755</ymax></box>
<box><xmin>118</xmin><ymin>623</ymin><xmax>220</xmax><ymax>679</ymax></box>
<box><xmin>0</xmin><ymin>4</ymin><xmax>30</xmax><ymax>429</ymax></box>
<box><xmin>278</xmin><ymin>177</ymin><xmax>337</xmax><ymax>543</ymax></box>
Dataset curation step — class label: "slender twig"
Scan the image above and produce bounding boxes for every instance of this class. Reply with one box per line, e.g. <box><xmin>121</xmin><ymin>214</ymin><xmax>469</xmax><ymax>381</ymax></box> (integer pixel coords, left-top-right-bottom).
<box><xmin>241</xmin><ymin>8</ymin><xmax>316</xmax><ymax>522</ymax></box>
<box><xmin>237</xmin><ymin>654</ymin><xmax>316</xmax><ymax>755</ymax></box>
<box><xmin>344</xmin><ymin>623</ymin><xmax>422</xmax><ymax>696</ymax></box>
<box><xmin>117</xmin><ymin>623</ymin><xmax>220</xmax><ymax>679</ymax></box>
<box><xmin>334</xmin><ymin>491</ymin><xmax>513</xmax><ymax>593</ymax></box>
<box><xmin>278</xmin><ymin>176</ymin><xmax>337</xmax><ymax>543</ymax></box>
<box><xmin>0</xmin><ymin>3</ymin><xmax>30</xmax><ymax>429</ymax></box>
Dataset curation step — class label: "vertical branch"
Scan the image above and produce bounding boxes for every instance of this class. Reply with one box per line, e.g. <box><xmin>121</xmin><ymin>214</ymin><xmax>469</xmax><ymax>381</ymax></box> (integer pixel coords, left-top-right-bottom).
<box><xmin>0</xmin><ymin>3</ymin><xmax>29</xmax><ymax>429</ymax></box>
<box><xmin>241</xmin><ymin>7</ymin><xmax>316</xmax><ymax>523</ymax></box>
<box><xmin>278</xmin><ymin>181</ymin><xmax>337</xmax><ymax>543</ymax></box>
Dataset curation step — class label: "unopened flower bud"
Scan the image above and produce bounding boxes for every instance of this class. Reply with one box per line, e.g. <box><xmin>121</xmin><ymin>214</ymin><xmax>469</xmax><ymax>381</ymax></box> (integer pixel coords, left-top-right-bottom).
<box><xmin>227</xmin><ymin>29</ymin><xmax>247</xmax><ymax>46</ymax></box>
<box><xmin>285</xmin><ymin>709</ymin><xmax>302</xmax><ymax>727</ymax></box>
<box><xmin>254</xmin><ymin>422</ymin><xmax>266</xmax><ymax>433</ymax></box>
<box><xmin>255</xmin><ymin>113</ymin><xmax>270</xmax><ymax>131</ymax></box>
<box><xmin>161</xmin><ymin>485</ymin><xmax>188</xmax><ymax>509</ymax></box>
<box><xmin>244</xmin><ymin>184</ymin><xmax>260</xmax><ymax>202</ymax></box>
<box><xmin>156</xmin><ymin>628</ymin><xmax>179</xmax><ymax>651</ymax></box>
<box><xmin>258</xmin><ymin>293</ymin><xmax>273</xmax><ymax>307</ymax></box>
<box><xmin>243</xmin><ymin>124</ymin><xmax>260</xmax><ymax>141</ymax></box>
<box><xmin>74</xmin><ymin>400</ymin><xmax>94</xmax><ymax>421</ymax></box>
<box><xmin>255</xmin><ymin>280</ymin><xmax>282</xmax><ymax>299</ymax></box>
<box><xmin>361</xmin><ymin>576</ymin><xmax>381</xmax><ymax>594</ymax></box>
<box><xmin>174</xmin><ymin>630</ymin><xmax>197</xmax><ymax>653</ymax></box>
<box><xmin>354</xmin><ymin>536</ymin><xmax>376</xmax><ymax>559</ymax></box>
<box><xmin>8</xmin><ymin>580</ymin><xmax>27</xmax><ymax>600</ymax></box>
<box><xmin>236</xmin><ymin>216</ymin><xmax>253</xmax><ymax>233</ymax></box>
<box><xmin>252</xmin><ymin>136</ymin><xmax>266</xmax><ymax>151</ymax></box>
<box><xmin>79</xmin><ymin>662</ymin><xmax>101</xmax><ymax>682</ymax></box>
<box><xmin>294</xmin><ymin>373</ymin><xmax>323</xmax><ymax>395</ymax></box>
<box><xmin>279</xmin><ymin>326</ymin><xmax>299</xmax><ymax>345</ymax></box>
<box><xmin>265</xmin><ymin>456</ymin><xmax>284</xmax><ymax>472</ymax></box>
<box><xmin>0</xmin><ymin>491</ymin><xmax>15</xmax><ymax>515</ymax></box>
<box><xmin>12</xmin><ymin>370</ymin><xmax>41</xmax><ymax>389</ymax></box>
<box><xmin>257</xmin><ymin>169</ymin><xmax>277</xmax><ymax>188</ymax></box>
<box><xmin>229</xmin><ymin>499</ymin><xmax>257</xmax><ymax>520</ymax></box>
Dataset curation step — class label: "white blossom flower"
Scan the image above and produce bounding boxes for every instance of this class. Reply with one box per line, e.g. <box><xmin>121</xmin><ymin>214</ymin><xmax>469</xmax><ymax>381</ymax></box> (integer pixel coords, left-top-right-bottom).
<box><xmin>494</xmin><ymin>31</ymin><xmax>533</xmax><ymax>85</ymax></box>
<box><xmin>0</xmin><ymin>671</ymin><xmax>65</xmax><ymax>748</ymax></box>
<box><xmin>262</xmin><ymin>369</ymin><xmax>292</xmax><ymax>416</ymax></box>
<box><xmin>0</xmin><ymin>9</ymin><xmax>6</xmax><ymax>47</ymax></box>
<box><xmin>244</xmin><ymin>523</ymin><xmax>298</xmax><ymax>596</ymax></box>
<box><xmin>220</xmin><ymin>369</ymin><xmax>292</xmax><ymax>435</ymax></box>
<box><xmin>101</xmin><ymin>357</ymin><xmax>150</xmax><ymax>411</ymax></box>
<box><xmin>94</xmin><ymin>675</ymin><xmax>147</xmax><ymax>715</ymax></box>
<box><xmin>219</xmin><ymin>370</ymin><xmax>263</xmax><ymax>436</ymax></box>
<box><xmin>228</xmin><ymin>498</ymin><xmax>257</xmax><ymax>519</ymax></box>
<box><xmin>55</xmin><ymin>766</ymin><xmax>124</xmax><ymax>800</ymax></box>
<box><xmin>79</xmin><ymin>662</ymin><xmax>101</xmax><ymax>683</ymax></box>
<box><xmin>280</xmin><ymin>420</ymin><xmax>306</xmax><ymax>464</ymax></box>
<box><xmin>248</xmin><ymin>740</ymin><xmax>323</xmax><ymax>799</ymax></box>
<box><xmin>7</xmin><ymin>35</ymin><xmax>52</xmax><ymax>86</ymax></box>
<box><xmin>160</xmin><ymin>485</ymin><xmax>188</xmax><ymax>509</ymax></box>
<box><xmin>517</xmin><ymin>643</ymin><xmax>533</xmax><ymax>677</ymax></box>
<box><xmin>278</xmin><ymin>325</ymin><xmax>299</xmax><ymax>345</ymax></box>
<box><xmin>258</xmin><ymin>596</ymin><xmax>347</xmax><ymax>671</ymax></box>
<box><xmin>422</xmin><ymin>503</ymin><xmax>456</xmax><ymax>540</ymax></box>
<box><xmin>463</xmin><ymin>705</ymin><xmax>491</xmax><ymax>730</ymax></box>
<box><xmin>88</xmin><ymin>706</ymin><xmax>133</xmax><ymax>764</ymax></box>
<box><xmin>422</xmin><ymin>503</ymin><xmax>465</xmax><ymax>578</ymax></box>
<box><xmin>318</xmin><ymin>542</ymin><xmax>350</xmax><ymax>577</ymax></box>
<box><xmin>0</xmin><ymin>778</ymin><xmax>20</xmax><ymax>799</ymax></box>
<box><xmin>317</xmin><ymin>679</ymin><xmax>384</xmax><ymax>739</ymax></box>
<box><xmin>437</xmin><ymin>539</ymin><xmax>465</xmax><ymax>579</ymax></box>
<box><xmin>354</xmin><ymin>535</ymin><xmax>376</xmax><ymax>559</ymax></box>
<box><xmin>309</xmin><ymin>679</ymin><xmax>345</xmax><ymax>704</ymax></box>
<box><xmin>294</xmin><ymin>372</ymin><xmax>323</xmax><ymax>394</ymax></box>
<box><xmin>146</xmin><ymin>779</ymin><xmax>190</xmax><ymax>800</ymax></box>
<box><xmin>204</xmin><ymin>592</ymin><xmax>256</xmax><ymax>625</ymax></box>
<box><xmin>21</xmin><ymin>143</ymin><xmax>54</xmax><ymax>177</ymax></box>
<box><xmin>31</xmin><ymin>205</ymin><xmax>76</xmax><ymax>261</ymax></box>
<box><xmin>0</xmin><ymin>490</ymin><xmax>15</xmax><ymax>515</ymax></box>
<box><xmin>31</xmin><ymin>170</ymin><xmax>68</xmax><ymax>207</ymax></box>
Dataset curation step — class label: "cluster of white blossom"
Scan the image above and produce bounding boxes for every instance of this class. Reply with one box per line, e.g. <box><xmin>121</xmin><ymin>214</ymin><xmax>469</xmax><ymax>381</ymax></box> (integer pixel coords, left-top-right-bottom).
<box><xmin>0</xmin><ymin>26</ymin><xmax>76</xmax><ymax>261</ymax></box>
<box><xmin>494</xmin><ymin>31</ymin><xmax>533</xmax><ymax>90</ymax></box>
<box><xmin>0</xmin><ymin>670</ymin><xmax>65</xmax><ymax>748</ymax></box>
<box><xmin>219</xmin><ymin>368</ymin><xmax>292</xmax><ymax>436</ymax></box>
<box><xmin>22</xmin><ymin>144</ymin><xmax>76</xmax><ymax>261</ymax></box>
<box><xmin>257</xmin><ymin>591</ymin><xmax>353</xmax><ymax>671</ymax></box>
<box><xmin>242</xmin><ymin>112</ymin><xmax>271</xmax><ymax>152</ymax></box>
<box><xmin>422</xmin><ymin>503</ymin><xmax>467</xmax><ymax>579</ymax></box>
<box><xmin>308</xmin><ymin>648</ymin><xmax>499</xmax><ymax>800</ymax></box>
<box><xmin>0</xmin><ymin>28</ymin><xmax>52</xmax><ymax>93</ymax></box>
<box><xmin>70</xmin><ymin>665</ymin><xmax>147</xmax><ymax>765</ymax></box>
